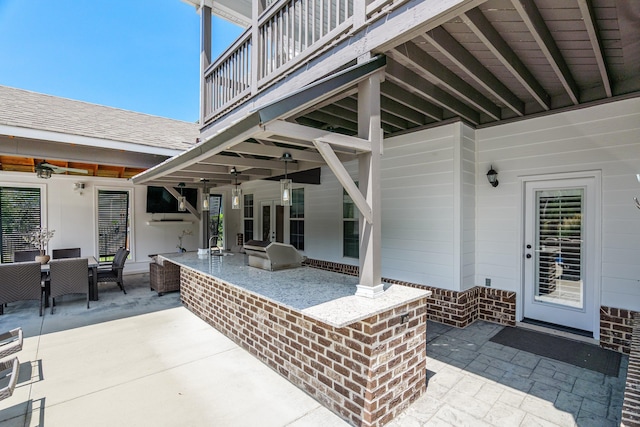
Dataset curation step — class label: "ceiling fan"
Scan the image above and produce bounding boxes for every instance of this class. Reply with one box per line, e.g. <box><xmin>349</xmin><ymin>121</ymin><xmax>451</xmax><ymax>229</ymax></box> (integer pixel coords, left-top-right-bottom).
<box><xmin>35</xmin><ymin>162</ymin><xmax>89</xmax><ymax>179</ymax></box>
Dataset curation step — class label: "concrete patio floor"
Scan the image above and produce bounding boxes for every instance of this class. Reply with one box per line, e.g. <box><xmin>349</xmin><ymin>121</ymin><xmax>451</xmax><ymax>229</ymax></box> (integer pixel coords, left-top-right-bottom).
<box><xmin>0</xmin><ymin>273</ymin><xmax>629</xmax><ymax>426</ymax></box>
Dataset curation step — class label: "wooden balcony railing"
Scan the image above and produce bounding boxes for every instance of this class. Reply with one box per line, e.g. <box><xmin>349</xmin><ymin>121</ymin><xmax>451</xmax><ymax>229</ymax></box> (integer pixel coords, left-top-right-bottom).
<box><xmin>202</xmin><ymin>0</ymin><xmax>408</xmax><ymax>123</ymax></box>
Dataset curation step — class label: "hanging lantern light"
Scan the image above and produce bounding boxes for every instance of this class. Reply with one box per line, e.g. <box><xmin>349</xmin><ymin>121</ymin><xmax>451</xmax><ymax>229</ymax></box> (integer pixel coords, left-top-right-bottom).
<box><xmin>201</xmin><ymin>178</ymin><xmax>210</xmax><ymax>211</ymax></box>
<box><xmin>177</xmin><ymin>183</ymin><xmax>187</xmax><ymax>211</ymax></box>
<box><xmin>231</xmin><ymin>167</ymin><xmax>242</xmax><ymax>210</ymax></box>
<box><xmin>280</xmin><ymin>152</ymin><xmax>293</xmax><ymax>206</ymax></box>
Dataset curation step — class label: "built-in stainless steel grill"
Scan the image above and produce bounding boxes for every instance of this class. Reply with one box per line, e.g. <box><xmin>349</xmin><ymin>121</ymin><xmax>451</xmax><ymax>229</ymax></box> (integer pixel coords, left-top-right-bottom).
<box><xmin>243</xmin><ymin>240</ymin><xmax>303</xmax><ymax>271</ymax></box>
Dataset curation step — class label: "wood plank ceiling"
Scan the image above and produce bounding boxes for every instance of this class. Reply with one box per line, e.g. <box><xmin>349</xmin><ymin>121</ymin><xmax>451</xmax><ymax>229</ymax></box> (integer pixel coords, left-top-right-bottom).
<box><xmin>0</xmin><ymin>155</ymin><xmax>146</xmax><ymax>179</ymax></box>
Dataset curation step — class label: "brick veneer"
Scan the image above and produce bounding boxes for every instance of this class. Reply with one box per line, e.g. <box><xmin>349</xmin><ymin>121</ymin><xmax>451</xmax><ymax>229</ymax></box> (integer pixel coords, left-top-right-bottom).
<box><xmin>305</xmin><ymin>259</ymin><xmax>516</xmax><ymax>328</ymax></box>
<box><xmin>622</xmin><ymin>313</ymin><xmax>640</xmax><ymax>426</ymax></box>
<box><xmin>601</xmin><ymin>307</ymin><xmax>639</xmax><ymax>354</ymax></box>
<box><xmin>179</xmin><ymin>265</ymin><xmax>428</xmax><ymax>427</ymax></box>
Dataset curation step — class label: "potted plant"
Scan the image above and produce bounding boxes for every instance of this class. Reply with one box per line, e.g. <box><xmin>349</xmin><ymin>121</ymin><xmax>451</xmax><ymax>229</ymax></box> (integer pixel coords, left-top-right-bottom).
<box><xmin>24</xmin><ymin>227</ymin><xmax>55</xmax><ymax>264</ymax></box>
<box><xmin>176</xmin><ymin>229</ymin><xmax>193</xmax><ymax>253</ymax></box>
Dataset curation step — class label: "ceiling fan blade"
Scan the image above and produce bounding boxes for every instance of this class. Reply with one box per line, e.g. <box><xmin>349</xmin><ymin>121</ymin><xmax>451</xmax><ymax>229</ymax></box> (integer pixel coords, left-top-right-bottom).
<box><xmin>42</xmin><ymin>163</ymin><xmax>89</xmax><ymax>174</ymax></box>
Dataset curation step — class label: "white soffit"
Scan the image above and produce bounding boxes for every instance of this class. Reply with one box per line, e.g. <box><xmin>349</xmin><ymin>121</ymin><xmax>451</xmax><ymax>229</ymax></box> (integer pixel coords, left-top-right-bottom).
<box><xmin>0</xmin><ymin>124</ymin><xmax>183</xmax><ymax>157</ymax></box>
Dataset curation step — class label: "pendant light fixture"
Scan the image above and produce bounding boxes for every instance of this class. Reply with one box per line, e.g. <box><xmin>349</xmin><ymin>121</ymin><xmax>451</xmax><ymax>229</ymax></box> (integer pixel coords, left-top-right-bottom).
<box><xmin>231</xmin><ymin>167</ymin><xmax>242</xmax><ymax>210</ymax></box>
<box><xmin>280</xmin><ymin>152</ymin><xmax>293</xmax><ymax>206</ymax></box>
<box><xmin>177</xmin><ymin>183</ymin><xmax>187</xmax><ymax>211</ymax></box>
<box><xmin>200</xmin><ymin>178</ymin><xmax>210</xmax><ymax>211</ymax></box>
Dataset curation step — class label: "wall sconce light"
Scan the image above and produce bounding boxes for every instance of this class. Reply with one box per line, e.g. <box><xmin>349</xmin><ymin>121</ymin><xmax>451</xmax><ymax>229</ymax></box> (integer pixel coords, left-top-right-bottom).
<box><xmin>73</xmin><ymin>182</ymin><xmax>85</xmax><ymax>195</ymax></box>
<box><xmin>177</xmin><ymin>183</ymin><xmax>186</xmax><ymax>211</ymax></box>
<box><xmin>280</xmin><ymin>152</ymin><xmax>293</xmax><ymax>206</ymax></box>
<box><xmin>230</xmin><ymin>167</ymin><xmax>242</xmax><ymax>210</ymax></box>
<box><xmin>486</xmin><ymin>166</ymin><xmax>499</xmax><ymax>187</ymax></box>
<box><xmin>200</xmin><ymin>178</ymin><xmax>210</xmax><ymax>211</ymax></box>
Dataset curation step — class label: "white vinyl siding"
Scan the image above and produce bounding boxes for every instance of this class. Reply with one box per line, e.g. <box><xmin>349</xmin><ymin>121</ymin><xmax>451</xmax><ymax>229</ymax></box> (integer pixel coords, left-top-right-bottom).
<box><xmin>381</xmin><ymin>124</ymin><xmax>457</xmax><ymax>289</ymax></box>
<box><xmin>476</xmin><ymin>97</ymin><xmax>640</xmax><ymax>312</ymax></box>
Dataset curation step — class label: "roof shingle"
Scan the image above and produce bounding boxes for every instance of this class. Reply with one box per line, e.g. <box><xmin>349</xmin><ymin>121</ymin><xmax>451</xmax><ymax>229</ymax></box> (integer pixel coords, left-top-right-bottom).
<box><xmin>0</xmin><ymin>85</ymin><xmax>199</xmax><ymax>151</ymax></box>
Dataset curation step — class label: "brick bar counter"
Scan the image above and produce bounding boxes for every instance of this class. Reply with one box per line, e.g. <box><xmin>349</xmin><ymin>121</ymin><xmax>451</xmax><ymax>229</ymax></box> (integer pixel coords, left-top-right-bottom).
<box><xmin>159</xmin><ymin>252</ymin><xmax>430</xmax><ymax>427</ymax></box>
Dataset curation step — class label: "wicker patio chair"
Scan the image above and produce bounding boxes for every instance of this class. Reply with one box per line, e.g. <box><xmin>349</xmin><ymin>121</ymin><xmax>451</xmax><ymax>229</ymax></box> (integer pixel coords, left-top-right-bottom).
<box><xmin>0</xmin><ymin>357</ymin><xmax>20</xmax><ymax>401</ymax></box>
<box><xmin>49</xmin><ymin>258</ymin><xmax>90</xmax><ymax>314</ymax></box>
<box><xmin>0</xmin><ymin>262</ymin><xmax>43</xmax><ymax>316</ymax></box>
<box><xmin>13</xmin><ymin>250</ymin><xmax>40</xmax><ymax>263</ymax></box>
<box><xmin>52</xmin><ymin>248</ymin><xmax>81</xmax><ymax>259</ymax></box>
<box><xmin>0</xmin><ymin>328</ymin><xmax>23</xmax><ymax>359</ymax></box>
<box><xmin>150</xmin><ymin>260</ymin><xmax>180</xmax><ymax>296</ymax></box>
<box><xmin>97</xmin><ymin>248</ymin><xmax>129</xmax><ymax>294</ymax></box>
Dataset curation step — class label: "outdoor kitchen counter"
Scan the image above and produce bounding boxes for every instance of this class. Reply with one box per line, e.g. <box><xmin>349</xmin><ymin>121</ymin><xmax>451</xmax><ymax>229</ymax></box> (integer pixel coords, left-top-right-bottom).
<box><xmin>158</xmin><ymin>251</ymin><xmax>430</xmax><ymax>327</ymax></box>
<box><xmin>160</xmin><ymin>250</ymin><xmax>430</xmax><ymax>426</ymax></box>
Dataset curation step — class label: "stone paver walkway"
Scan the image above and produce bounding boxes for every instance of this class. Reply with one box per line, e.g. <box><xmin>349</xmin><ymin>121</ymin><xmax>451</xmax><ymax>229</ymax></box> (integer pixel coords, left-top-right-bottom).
<box><xmin>0</xmin><ymin>273</ymin><xmax>629</xmax><ymax>426</ymax></box>
<box><xmin>389</xmin><ymin>321</ymin><xmax>628</xmax><ymax>427</ymax></box>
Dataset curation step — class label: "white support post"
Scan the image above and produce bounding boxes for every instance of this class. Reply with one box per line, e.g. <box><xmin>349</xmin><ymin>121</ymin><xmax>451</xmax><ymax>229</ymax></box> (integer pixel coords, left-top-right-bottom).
<box><xmin>199</xmin><ymin>4</ymin><xmax>212</xmax><ymax>126</ymax></box>
<box><xmin>356</xmin><ymin>72</ymin><xmax>385</xmax><ymax>299</ymax></box>
<box><xmin>250</xmin><ymin>1</ymin><xmax>263</xmax><ymax>95</ymax></box>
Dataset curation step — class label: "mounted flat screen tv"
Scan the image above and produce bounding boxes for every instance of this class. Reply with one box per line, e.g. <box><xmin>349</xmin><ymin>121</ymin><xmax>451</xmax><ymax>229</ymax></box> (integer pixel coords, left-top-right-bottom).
<box><xmin>146</xmin><ymin>186</ymin><xmax>198</xmax><ymax>214</ymax></box>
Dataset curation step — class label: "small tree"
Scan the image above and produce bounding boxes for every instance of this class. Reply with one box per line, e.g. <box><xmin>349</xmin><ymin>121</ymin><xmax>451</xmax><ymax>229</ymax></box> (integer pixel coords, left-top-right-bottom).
<box><xmin>23</xmin><ymin>227</ymin><xmax>55</xmax><ymax>256</ymax></box>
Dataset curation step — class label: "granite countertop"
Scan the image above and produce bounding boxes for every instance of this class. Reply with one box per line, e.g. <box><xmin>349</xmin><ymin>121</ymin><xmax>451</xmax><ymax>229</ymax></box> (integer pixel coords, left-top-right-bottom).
<box><xmin>159</xmin><ymin>251</ymin><xmax>430</xmax><ymax>327</ymax></box>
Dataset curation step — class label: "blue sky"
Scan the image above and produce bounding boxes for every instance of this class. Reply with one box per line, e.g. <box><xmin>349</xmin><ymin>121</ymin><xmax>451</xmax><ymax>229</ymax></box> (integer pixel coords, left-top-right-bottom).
<box><xmin>0</xmin><ymin>0</ymin><xmax>243</xmax><ymax>122</ymax></box>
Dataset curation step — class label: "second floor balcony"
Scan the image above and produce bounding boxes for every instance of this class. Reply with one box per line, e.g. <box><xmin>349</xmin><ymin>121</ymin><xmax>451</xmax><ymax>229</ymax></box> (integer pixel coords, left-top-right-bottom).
<box><xmin>190</xmin><ymin>0</ymin><xmax>638</xmax><ymax>141</ymax></box>
<box><xmin>195</xmin><ymin>0</ymin><xmax>410</xmax><ymax>125</ymax></box>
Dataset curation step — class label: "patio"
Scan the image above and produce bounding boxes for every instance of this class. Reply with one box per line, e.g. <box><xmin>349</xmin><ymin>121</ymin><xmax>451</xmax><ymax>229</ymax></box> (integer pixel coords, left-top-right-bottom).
<box><xmin>0</xmin><ymin>273</ymin><xmax>629</xmax><ymax>426</ymax></box>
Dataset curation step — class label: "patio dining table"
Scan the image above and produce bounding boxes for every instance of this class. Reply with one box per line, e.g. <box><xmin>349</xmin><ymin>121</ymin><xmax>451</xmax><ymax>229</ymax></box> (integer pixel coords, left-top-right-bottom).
<box><xmin>41</xmin><ymin>256</ymin><xmax>100</xmax><ymax>301</ymax></box>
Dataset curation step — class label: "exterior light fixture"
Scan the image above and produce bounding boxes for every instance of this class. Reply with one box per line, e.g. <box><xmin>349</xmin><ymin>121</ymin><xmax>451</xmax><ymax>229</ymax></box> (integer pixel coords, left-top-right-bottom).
<box><xmin>230</xmin><ymin>167</ymin><xmax>241</xmax><ymax>210</ymax></box>
<box><xmin>280</xmin><ymin>152</ymin><xmax>293</xmax><ymax>206</ymax></box>
<box><xmin>200</xmin><ymin>179</ymin><xmax>210</xmax><ymax>211</ymax></box>
<box><xmin>177</xmin><ymin>183</ymin><xmax>187</xmax><ymax>211</ymax></box>
<box><xmin>36</xmin><ymin>166</ymin><xmax>52</xmax><ymax>179</ymax></box>
<box><xmin>73</xmin><ymin>182</ymin><xmax>85</xmax><ymax>195</ymax></box>
<box><xmin>486</xmin><ymin>166</ymin><xmax>499</xmax><ymax>188</ymax></box>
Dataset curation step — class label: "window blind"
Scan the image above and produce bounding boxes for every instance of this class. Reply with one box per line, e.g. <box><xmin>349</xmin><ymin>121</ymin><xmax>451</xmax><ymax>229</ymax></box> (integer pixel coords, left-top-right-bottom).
<box><xmin>290</xmin><ymin>188</ymin><xmax>304</xmax><ymax>250</ymax></box>
<box><xmin>536</xmin><ymin>190</ymin><xmax>583</xmax><ymax>294</ymax></box>
<box><xmin>0</xmin><ymin>187</ymin><xmax>41</xmax><ymax>263</ymax></box>
<box><xmin>98</xmin><ymin>190</ymin><xmax>129</xmax><ymax>258</ymax></box>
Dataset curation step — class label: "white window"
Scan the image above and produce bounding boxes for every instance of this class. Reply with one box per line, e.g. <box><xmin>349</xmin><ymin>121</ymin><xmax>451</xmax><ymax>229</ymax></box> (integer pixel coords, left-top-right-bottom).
<box><xmin>0</xmin><ymin>186</ymin><xmax>42</xmax><ymax>262</ymax></box>
<box><xmin>97</xmin><ymin>189</ymin><xmax>131</xmax><ymax>262</ymax></box>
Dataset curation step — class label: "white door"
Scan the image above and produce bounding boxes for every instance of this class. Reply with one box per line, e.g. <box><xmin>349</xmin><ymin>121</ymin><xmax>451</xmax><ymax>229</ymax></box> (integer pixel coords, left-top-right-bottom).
<box><xmin>523</xmin><ymin>176</ymin><xmax>597</xmax><ymax>333</ymax></box>
<box><xmin>260</xmin><ymin>201</ymin><xmax>284</xmax><ymax>243</ymax></box>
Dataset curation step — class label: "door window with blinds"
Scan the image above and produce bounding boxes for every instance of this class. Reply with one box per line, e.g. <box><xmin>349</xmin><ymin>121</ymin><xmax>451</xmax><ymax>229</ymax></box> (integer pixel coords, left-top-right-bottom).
<box><xmin>98</xmin><ymin>189</ymin><xmax>130</xmax><ymax>261</ymax></box>
<box><xmin>290</xmin><ymin>188</ymin><xmax>304</xmax><ymax>250</ymax></box>
<box><xmin>535</xmin><ymin>188</ymin><xmax>584</xmax><ymax>308</ymax></box>
<box><xmin>343</xmin><ymin>186</ymin><xmax>358</xmax><ymax>258</ymax></box>
<box><xmin>0</xmin><ymin>186</ymin><xmax>42</xmax><ymax>263</ymax></box>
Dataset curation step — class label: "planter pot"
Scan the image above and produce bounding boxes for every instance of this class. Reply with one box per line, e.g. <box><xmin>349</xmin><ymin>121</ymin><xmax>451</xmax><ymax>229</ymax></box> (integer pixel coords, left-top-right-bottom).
<box><xmin>35</xmin><ymin>255</ymin><xmax>50</xmax><ymax>264</ymax></box>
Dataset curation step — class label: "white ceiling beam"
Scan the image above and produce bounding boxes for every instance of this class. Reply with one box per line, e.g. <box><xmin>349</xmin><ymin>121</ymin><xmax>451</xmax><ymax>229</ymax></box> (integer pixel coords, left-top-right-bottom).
<box><xmin>421</xmin><ymin>28</ymin><xmax>524</xmax><ymax>116</ymax></box>
<box><xmin>304</xmin><ymin>110</ymin><xmax>359</xmax><ymax>133</ymax></box>
<box><xmin>230</xmin><ymin>141</ymin><xmax>327</xmax><ymax>163</ymax></box>
<box><xmin>380</xmin><ymin>81</ymin><xmax>444</xmax><ymax>122</ymax></box>
<box><xmin>263</xmin><ymin>120</ymin><xmax>372</xmax><ymax>152</ymax></box>
<box><xmin>385</xmin><ymin>60</ymin><xmax>481</xmax><ymax>125</ymax></box>
<box><xmin>577</xmin><ymin>0</ymin><xmax>612</xmax><ymax>98</ymax></box>
<box><xmin>379</xmin><ymin>95</ymin><xmax>427</xmax><ymax>126</ymax></box>
<box><xmin>313</xmin><ymin>139</ymin><xmax>372</xmax><ymax>224</ymax></box>
<box><xmin>511</xmin><ymin>0</ymin><xmax>580</xmax><ymax>105</ymax></box>
<box><xmin>335</xmin><ymin>98</ymin><xmax>409</xmax><ymax>130</ymax></box>
<box><xmin>199</xmin><ymin>154</ymin><xmax>300</xmax><ymax>171</ymax></box>
<box><xmin>290</xmin><ymin>87</ymin><xmax>359</xmax><ymax>121</ymax></box>
<box><xmin>391</xmin><ymin>42</ymin><xmax>502</xmax><ymax>120</ymax></box>
<box><xmin>462</xmin><ymin>8</ymin><xmax>551</xmax><ymax>111</ymax></box>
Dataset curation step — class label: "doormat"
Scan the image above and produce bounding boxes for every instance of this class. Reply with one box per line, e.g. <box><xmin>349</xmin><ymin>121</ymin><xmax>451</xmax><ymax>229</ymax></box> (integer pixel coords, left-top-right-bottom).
<box><xmin>489</xmin><ymin>327</ymin><xmax>621</xmax><ymax>377</ymax></box>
